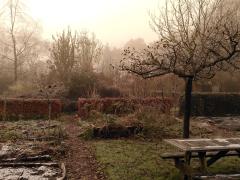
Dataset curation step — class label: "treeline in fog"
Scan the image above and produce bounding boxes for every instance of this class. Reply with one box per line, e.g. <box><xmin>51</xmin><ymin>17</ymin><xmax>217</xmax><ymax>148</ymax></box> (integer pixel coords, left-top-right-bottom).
<box><xmin>0</xmin><ymin>0</ymin><xmax>240</xmax><ymax>100</ymax></box>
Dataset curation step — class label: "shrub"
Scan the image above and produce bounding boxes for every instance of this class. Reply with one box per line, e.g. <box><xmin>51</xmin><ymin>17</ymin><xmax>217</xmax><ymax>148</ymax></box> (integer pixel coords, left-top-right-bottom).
<box><xmin>0</xmin><ymin>75</ymin><xmax>12</xmax><ymax>94</ymax></box>
<box><xmin>67</xmin><ymin>72</ymin><xmax>98</xmax><ymax>99</ymax></box>
<box><xmin>136</xmin><ymin>107</ymin><xmax>178</xmax><ymax>139</ymax></box>
<box><xmin>78</xmin><ymin>97</ymin><xmax>173</xmax><ymax>118</ymax></box>
<box><xmin>98</xmin><ymin>86</ymin><xmax>121</xmax><ymax>98</ymax></box>
<box><xmin>80</xmin><ymin>128</ymin><xmax>95</xmax><ymax>140</ymax></box>
<box><xmin>62</xmin><ymin>100</ymin><xmax>77</xmax><ymax>113</ymax></box>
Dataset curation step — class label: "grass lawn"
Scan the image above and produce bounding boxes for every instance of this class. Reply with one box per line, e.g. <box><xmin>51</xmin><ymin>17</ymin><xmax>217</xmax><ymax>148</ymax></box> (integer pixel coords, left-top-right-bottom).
<box><xmin>91</xmin><ymin>139</ymin><xmax>240</xmax><ymax>180</ymax></box>
<box><xmin>80</xmin><ymin>108</ymin><xmax>240</xmax><ymax>179</ymax></box>
<box><xmin>92</xmin><ymin>140</ymin><xmax>181</xmax><ymax>180</ymax></box>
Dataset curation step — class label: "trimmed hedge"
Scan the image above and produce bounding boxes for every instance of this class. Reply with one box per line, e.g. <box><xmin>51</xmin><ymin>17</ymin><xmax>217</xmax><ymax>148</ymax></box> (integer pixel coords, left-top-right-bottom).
<box><xmin>78</xmin><ymin>97</ymin><xmax>173</xmax><ymax>118</ymax></box>
<box><xmin>179</xmin><ymin>93</ymin><xmax>240</xmax><ymax>116</ymax></box>
<box><xmin>62</xmin><ymin>100</ymin><xmax>77</xmax><ymax>113</ymax></box>
<box><xmin>0</xmin><ymin>98</ymin><xmax>62</xmax><ymax>120</ymax></box>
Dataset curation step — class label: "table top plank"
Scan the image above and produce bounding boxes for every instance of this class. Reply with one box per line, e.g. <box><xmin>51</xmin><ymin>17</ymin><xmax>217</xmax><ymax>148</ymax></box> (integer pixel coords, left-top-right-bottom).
<box><xmin>165</xmin><ymin>138</ymin><xmax>240</xmax><ymax>152</ymax></box>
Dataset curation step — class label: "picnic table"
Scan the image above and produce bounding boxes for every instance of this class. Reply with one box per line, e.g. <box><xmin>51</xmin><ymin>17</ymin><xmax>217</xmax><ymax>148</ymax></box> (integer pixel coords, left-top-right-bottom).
<box><xmin>162</xmin><ymin>138</ymin><xmax>240</xmax><ymax>180</ymax></box>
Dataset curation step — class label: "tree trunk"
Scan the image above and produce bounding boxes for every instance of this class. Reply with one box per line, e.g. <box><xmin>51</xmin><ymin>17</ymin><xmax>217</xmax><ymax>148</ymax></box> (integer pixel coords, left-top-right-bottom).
<box><xmin>10</xmin><ymin>1</ymin><xmax>18</xmax><ymax>82</ymax></box>
<box><xmin>12</xmin><ymin>36</ymin><xmax>18</xmax><ymax>82</ymax></box>
<box><xmin>183</xmin><ymin>76</ymin><xmax>193</xmax><ymax>138</ymax></box>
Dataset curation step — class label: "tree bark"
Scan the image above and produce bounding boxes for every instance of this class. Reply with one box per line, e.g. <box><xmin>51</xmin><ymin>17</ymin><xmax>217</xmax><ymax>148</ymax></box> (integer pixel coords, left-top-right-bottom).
<box><xmin>183</xmin><ymin>76</ymin><xmax>193</xmax><ymax>139</ymax></box>
<box><xmin>13</xmin><ymin>38</ymin><xmax>18</xmax><ymax>82</ymax></box>
<box><xmin>10</xmin><ymin>1</ymin><xmax>18</xmax><ymax>82</ymax></box>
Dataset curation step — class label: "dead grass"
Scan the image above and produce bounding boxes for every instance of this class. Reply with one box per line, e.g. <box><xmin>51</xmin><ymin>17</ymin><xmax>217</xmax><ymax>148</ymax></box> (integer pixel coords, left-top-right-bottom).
<box><xmin>78</xmin><ymin>107</ymin><xmax>220</xmax><ymax>140</ymax></box>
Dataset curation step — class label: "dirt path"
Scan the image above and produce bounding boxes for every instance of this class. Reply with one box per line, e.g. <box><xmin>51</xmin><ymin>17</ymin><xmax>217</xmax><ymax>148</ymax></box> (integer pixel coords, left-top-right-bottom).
<box><xmin>63</xmin><ymin>116</ymin><xmax>105</xmax><ymax>180</ymax></box>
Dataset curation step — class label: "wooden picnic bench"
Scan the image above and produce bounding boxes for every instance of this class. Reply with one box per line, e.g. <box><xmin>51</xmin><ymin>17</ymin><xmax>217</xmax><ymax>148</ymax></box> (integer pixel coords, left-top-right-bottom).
<box><xmin>162</xmin><ymin>138</ymin><xmax>240</xmax><ymax>180</ymax></box>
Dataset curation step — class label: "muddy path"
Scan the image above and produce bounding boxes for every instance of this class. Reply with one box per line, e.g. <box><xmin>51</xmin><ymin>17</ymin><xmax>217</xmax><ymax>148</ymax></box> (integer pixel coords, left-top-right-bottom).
<box><xmin>63</xmin><ymin>116</ymin><xmax>105</xmax><ymax>180</ymax></box>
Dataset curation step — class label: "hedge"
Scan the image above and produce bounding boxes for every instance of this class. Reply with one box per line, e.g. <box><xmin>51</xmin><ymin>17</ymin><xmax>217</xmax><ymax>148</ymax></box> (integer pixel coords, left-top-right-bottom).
<box><xmin>0</xmin><ymin>98</ymin><xmax>62</xmax><ymax>120</ymax></box>
<box><xmin>62</xmin><ymin>100</ymin><xmax>77</xmax><ymax>113</ymax></box>
<box><xmin>179</xmin><ymin>93</ymin><xmax>240</xmax><ymax>116</ymax></box>
<box><xmin>78</xmin><ymin>97</ymin><xmax>173</xmax><ymax>118</ymax></box>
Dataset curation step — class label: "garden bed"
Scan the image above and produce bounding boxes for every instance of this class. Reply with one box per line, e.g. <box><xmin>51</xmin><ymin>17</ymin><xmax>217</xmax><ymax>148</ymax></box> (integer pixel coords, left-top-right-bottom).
<box><xmin>0</xmin><ymin>118</ymin><xmax>67</xmax><ymax>179</ymax></box>
<box><xmin>0</xmin><ymin>143</ymin><xmax>66</xmax><ymax>179</ymax></box>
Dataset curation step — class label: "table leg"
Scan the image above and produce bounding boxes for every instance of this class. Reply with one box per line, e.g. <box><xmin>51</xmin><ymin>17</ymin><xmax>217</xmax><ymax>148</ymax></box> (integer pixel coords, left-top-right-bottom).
<box><xmin>198</xmin><ymin>152</ymin><xmax>207</xmax><ymax>174</ymax></box>
<box><xmin>184</xmin><ymin>151</ymin><xmax>192</xmax><ymax>180</ymax></box>
<box><xmin>236</xmin><ymin>149</ymin><xmax>240</xmax><ymax>157</ymax></box>
<box><xmin>207</xmin><ymin>150</ymin><xmax>228</xmax><ymax>167</ymax></box>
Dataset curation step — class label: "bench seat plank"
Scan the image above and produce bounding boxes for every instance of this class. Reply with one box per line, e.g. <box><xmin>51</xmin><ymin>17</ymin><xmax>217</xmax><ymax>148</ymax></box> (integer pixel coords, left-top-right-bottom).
<box><xmin>194</xmin><ymin>174</ymin><xmax>240</xmax><ymax>180</ymax></box>
<box><xmin>165</xmin><ymin>138</ymin><xmax>240</xmax><ymax>152</ymax></box>
<box><xmin>161</xmin><ymin>151</ymin><xmax>240</xmax><ymax>159</ymax></box>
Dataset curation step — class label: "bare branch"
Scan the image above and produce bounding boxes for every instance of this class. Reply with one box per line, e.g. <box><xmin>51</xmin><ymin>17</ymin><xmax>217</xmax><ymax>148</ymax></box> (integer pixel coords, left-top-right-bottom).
<box><xmin>122</xmin><ymin>0</ymin><xmax>240</xmax><ymax>81</ymax></box>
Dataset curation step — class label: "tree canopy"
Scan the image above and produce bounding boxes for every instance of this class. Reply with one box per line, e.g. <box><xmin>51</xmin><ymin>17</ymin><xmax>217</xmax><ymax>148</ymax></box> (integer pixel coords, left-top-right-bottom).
<box><xmin>122</xmin><ymin>0</ymin><xmax>240</xmax><ymax>80</ymax></box>
<box><xmin>121</xmin><ymin>0</ymin><xmax>240</xmax><ymax>138</ymax></box>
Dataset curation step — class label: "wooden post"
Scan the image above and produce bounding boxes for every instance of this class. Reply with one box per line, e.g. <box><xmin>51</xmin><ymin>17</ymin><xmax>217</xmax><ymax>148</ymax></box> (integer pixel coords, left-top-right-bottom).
<box><xmin>184</xmin><ymin>151</ymin><xmax>192</xmax><ymax>180</ymax></box>
<box><xmin>207</xmin><ymin>150</ymin><xmax>229</xmax><ymax>167</ymax></box>
<box><xmin>183</xmin><ymin>76</ymin><xmax>193</xmax><ymax>139</ymax></box>
<box><xmin>48</xmin><ymin>101</ymin><xmax>52</xmax><ymax>122</ymax></box>
<box><xmin>198</xmin><ymin>152</ymin><xmax>207</xmax><ymax>173</ymax></box>
<box><xmin>3</xmin><ymin>98</ymin><xmax>6</xmax><ymax>121</ymax></box>
<box><xmin>48</xmin><ymin>100</ymin><xmax>52</xmax><ymax>140</ymax></box>
<box><xmin>48</xmin><ymin>101</ymin><xmax>52</xmax><ymax>129</ymax></box>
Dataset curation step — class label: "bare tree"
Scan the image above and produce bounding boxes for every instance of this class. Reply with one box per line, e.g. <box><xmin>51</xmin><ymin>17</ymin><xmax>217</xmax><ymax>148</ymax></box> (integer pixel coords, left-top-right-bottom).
<box><xmin>0</xmin><ymin>0</ymin><xmax>39</xmax><ymax>82</ymax></box>
<box><xmin>121</xmin><ymin>0</ymin><xmax>240</xmax><ymax>138</ymax></box>
<box><xmin>100</xmin><ymin>44</ymin><xmax>113</xmax><ymax>76</ymax></box>
<box><xmin>75</xmin><ymin>31</ymin><xmax>102</xmax><ymax>73</ymax></box>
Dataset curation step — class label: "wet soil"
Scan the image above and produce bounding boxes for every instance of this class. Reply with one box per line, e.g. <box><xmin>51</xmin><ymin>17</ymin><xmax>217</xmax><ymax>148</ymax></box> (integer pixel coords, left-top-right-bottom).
<box><xmin>63</xmin><ymin>116</ymin><xmax>105</xmax><ymax>180</ymax></box>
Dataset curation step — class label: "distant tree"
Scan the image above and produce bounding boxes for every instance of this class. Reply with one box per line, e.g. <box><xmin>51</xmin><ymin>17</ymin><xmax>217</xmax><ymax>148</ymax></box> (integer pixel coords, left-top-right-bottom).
<box><xmin>26</xmin><ymin>39</ymin><xmax>50</xmax><ymax>81</ymax></box>
<box><xmin>75</xmin><ymin>31</ymin><xmax>102</xmax><ymax>73</ymax></box>
<box><xmin>49</xmin><ymin>29</ymin><xmax>102</xmax><ymax>84</ymax></box>
<box><xmin>100</xmin><ymin>44</ymin><xmax>113</xmax><ymax>76</ymax></box>
<box><xmin>121</xmin><ymin>0</ymin><xmax>240</xmax><ymax>138</ymax></box>
<box><xmin>0</xmin><ymin>0</ymin><xmax>40</xmax><ymax>82</ymax></box>
<box><xmin>211</xmin><ymin>71</ymin><xmax>240</xmax><ymax>92</ymax></box>
<box><xmin>124</xmin><ymin>38</ymin><xmax>147</xmax><ymax>50</ymax></box>
<box><xmin>49</xmin><ymin>28</ymin><xmax>76</xmax><ymax>85</ymax></box>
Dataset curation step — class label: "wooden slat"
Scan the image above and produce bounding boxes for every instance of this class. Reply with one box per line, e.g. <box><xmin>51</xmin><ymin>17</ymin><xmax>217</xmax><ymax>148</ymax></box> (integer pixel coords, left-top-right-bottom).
<box><xmin>194</xmin><ymin>174</ymin><xmax>240</xmax><ymax>179</ymax></box>
<box><xmin>161</xmin><ymin>151</ymin><xmax>240</xmax><ymax>159</ymax></box>
<box><xmin>165</xmin><ymin>138</ymin><xmax>240</xmax><ymax>152</ymax></box>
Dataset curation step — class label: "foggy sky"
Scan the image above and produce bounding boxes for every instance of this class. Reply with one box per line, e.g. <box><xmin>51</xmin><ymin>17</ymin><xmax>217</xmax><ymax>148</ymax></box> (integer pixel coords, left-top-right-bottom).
<box><xmin>25</xmin><ymin>0</ymin><xmax>161</xmax><ymax>47</ymax></box>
